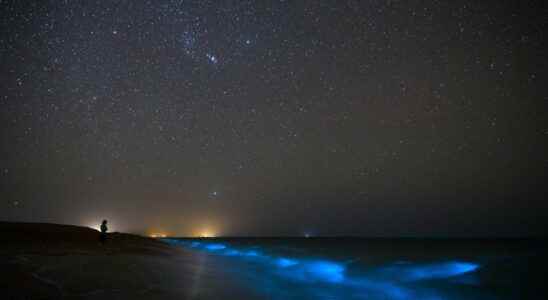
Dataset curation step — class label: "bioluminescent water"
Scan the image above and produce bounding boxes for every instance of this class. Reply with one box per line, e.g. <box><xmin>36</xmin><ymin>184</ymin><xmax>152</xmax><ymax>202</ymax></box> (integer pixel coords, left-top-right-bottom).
<box><xmin>163</xmin><ymin>238</ymin><xmax>507</xmax><ymax>300</ymax></box>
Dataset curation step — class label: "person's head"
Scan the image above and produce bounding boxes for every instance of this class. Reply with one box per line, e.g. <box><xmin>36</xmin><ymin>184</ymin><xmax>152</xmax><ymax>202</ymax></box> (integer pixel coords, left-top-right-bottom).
<box><xmin>102</xmin><ymin>220</ymin><xmax>107</xmax><ymax>225</ymax></box>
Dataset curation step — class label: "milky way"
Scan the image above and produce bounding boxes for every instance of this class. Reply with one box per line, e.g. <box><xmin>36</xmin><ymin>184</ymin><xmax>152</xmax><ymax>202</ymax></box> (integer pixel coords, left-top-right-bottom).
<box><xmin>1</xmin><ymin>0</ymin><xmax>547</xmax><ymax>236</ymax></box>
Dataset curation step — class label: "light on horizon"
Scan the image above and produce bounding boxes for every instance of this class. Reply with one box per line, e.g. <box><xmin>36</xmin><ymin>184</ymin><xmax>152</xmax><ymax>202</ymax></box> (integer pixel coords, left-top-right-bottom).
<box><xmin>88</xmin><ymin>225</ymin><xmax>100</xmax><ymax>231</ymax></box>
<box><xmin>149</xmin><ymin>233</ymin><xmax>167</xmax><ymax>238</ymax></box>
<box><xmin>85</xmin><ymin>221</ymin><xmax>109</xmax><ymax>232</ymax></box>
<box><xmin>82</xmin><ymin>216</ymin><xmax>118</xmax><ymax>233</ymax></box>
<box><xmin>200</xmin><ymin>231</ymin><xmax>216</xmax><ymax>238</ymax></box>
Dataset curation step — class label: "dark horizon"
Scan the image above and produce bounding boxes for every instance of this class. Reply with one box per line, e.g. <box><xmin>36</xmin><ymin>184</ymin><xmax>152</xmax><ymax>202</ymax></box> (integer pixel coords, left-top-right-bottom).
<box><xmin>2</xmin><ymin>0</ymin><xmax>547</xmax><ymax>237</ymax></box>
<box><xmin>2</xmin><ymin>221</ymin><xmax>547</xmax><ymax>240</ymax></box>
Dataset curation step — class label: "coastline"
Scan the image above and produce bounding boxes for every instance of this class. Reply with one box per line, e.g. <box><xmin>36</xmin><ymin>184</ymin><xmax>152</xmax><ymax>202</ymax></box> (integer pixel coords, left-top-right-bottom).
<box><xmin>0</xmin><ymin>222</ymin><xmax>257</xmax><ymax>300</ymax></box>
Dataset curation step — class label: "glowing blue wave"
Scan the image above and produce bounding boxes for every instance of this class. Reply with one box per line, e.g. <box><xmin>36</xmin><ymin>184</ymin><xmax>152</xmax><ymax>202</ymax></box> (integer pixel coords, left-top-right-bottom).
<box><xmin>165</xmin><ymin>239</ymin><xmax>347</xmax><ymax>283</ymax></box>
<box><xmin>377</xmin><ymin>261</ymin><xmax>479</xmax><ymax>282</ymax></box>
<box><xmin>163</xmin><ymin>239</ymin><xmax>480</xmax><ymax>300</ymax></box>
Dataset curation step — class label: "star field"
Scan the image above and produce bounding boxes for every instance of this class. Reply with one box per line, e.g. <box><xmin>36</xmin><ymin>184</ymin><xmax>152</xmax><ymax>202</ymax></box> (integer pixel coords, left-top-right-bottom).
<box><xmin>1</xmin><ymin>0</ymin><xmax>547</xmax><ymax>236</ymax></box>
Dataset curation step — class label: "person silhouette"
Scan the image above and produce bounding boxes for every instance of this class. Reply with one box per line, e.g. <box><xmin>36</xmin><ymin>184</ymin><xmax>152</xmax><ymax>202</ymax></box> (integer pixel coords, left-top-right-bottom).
<box><xmin>100</xmin><ymin>220</ymin><xmax>108</xmax><ymax>244</ymax></box>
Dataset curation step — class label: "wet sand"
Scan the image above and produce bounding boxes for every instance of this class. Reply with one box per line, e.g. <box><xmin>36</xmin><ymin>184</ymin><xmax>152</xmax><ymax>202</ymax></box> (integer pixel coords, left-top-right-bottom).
<box><xmin>0</xmin><ymin>222</ymin><xmax>258</xmax><ymax>300</ymax></box>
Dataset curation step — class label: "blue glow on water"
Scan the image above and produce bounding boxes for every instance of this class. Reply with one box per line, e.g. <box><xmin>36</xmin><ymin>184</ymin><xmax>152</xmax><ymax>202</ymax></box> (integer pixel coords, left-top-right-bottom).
<box><xmin>274</xmin><ymin>259</ymin><xmax>346</xmax><ymax>284</ymax></box>
<box><xmin>303</xmin><ymin>260</ymin><xmax>345</xmax><ymax>283</ymax></box>
<box><xmin>204</xmin><ymin>243</ymin><xmax>226</xmax><ymax>250</ymax></box>
<box><xmin>411</xmin><ymin>261</ymin><xmax>479</xmax><ymax>280</ymax></box>
<box><xmin>224</xmin><ymin>249</ymin><xmax>242</xmax><ymax>256</ymax></box>
<box><xmin>242</xmin><ymin>250</ymin><xmax>260</xmax><ymax>257</ymax></box>
<box><xmin>380</xmin><ymin>261</ymin><xmax>480</xmax><ymax>282</ymax></box>
<box><xmin>163</xmin><ymin>238</ymin><xmax>482</xmax><ymax>300</ymax></box>
<box><xmin>276</xmin><ymin>257</ymin><xmax>299</xmax><ymax>267</ymax></box>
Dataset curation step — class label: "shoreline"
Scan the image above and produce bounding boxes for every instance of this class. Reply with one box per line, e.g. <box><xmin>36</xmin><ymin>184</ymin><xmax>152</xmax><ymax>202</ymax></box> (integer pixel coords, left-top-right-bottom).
<box><xmin>0</xmin><ymin>222</ymin><xmax>257</xmax><ymax>300</ymax></box>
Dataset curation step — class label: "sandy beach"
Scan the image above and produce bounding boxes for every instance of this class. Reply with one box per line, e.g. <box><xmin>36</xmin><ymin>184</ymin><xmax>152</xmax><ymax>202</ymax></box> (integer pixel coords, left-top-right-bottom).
<box><xmin>0</xmin><ymin>222</ymin><xmax>258</xmax><ymax>300</ymax></box>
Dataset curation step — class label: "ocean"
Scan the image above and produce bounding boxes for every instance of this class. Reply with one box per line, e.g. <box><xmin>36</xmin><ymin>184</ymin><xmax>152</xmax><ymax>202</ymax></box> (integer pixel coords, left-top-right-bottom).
<box><xmin>163</xmin><ymin>237</ymin><xmax>547</xmax><ymax>299</ymax></box>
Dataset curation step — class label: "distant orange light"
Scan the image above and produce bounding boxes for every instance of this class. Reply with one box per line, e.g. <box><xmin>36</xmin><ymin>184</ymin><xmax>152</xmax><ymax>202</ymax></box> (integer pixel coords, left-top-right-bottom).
<box><xmin>199</xmin><ymin>230</ymin><xmax>216</xmax><ymax>238</ymax></box>
<box><xmin>149</xmin><ymin>233</ymin><xmax>167</xmax><ymax>238</ymax></box>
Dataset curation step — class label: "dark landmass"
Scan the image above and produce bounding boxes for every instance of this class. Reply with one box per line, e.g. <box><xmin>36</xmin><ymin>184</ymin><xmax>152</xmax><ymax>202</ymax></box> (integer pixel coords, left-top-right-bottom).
<box><xmin>0</xmin><ymin>222</ymin><xmax>256</xmax><ymax>300</ymax></box>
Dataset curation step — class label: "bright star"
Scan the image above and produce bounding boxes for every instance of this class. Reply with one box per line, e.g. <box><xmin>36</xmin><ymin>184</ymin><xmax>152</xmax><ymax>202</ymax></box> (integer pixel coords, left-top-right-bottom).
<box><xmin>206</xmin><ymin>53</ymin><xmax>218</xmax><ymax>64</ymax></box>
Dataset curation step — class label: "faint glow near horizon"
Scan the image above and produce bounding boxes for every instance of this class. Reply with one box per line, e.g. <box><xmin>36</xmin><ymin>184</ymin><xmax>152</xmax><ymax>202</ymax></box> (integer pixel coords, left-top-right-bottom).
<box><xmin>149</xmin><ymin>233</ymin><xmax>168</xmax><ymax>238</ymax></box>
<box><xmin>199</xmin><ymin>230</ymin><xmax>216</xmax><ymax>238</ymax></box>
<box><xmin>193</xmin><ymin>224</ymin><xmax>219</xmax><ymax>238</ymax></box>
<box><xmin>87</xmin><ymin>224</ymin><xmax>100</xmax><ymax>231</ymax></box>
<box><xmin>146</xmin><ymin>227</ymin><xmax>170</xmax><ymax>238</ymax></box>
<box><xmin>82</xmin><ymin>217</ymin><xmax>118</xmax><ymax>232</ymax></box>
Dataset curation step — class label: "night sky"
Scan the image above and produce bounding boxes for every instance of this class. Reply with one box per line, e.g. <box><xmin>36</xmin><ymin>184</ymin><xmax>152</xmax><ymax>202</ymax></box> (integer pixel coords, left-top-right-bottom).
<box><xmin>1</xmin><ymin>0</ymin><xmax>547</xmax><ymax>237</ymax></box>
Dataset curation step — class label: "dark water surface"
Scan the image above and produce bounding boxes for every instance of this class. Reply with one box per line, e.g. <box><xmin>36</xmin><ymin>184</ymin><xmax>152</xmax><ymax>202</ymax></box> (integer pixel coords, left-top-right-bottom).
<box><xmin>164</xmin><ymin>238</ymin><xmax>547</xmax><ymax>299</ymax></box>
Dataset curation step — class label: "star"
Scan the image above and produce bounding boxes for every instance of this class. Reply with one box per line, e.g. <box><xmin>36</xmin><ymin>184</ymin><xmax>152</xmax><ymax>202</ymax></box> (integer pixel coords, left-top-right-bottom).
<box><xmin>206</xmin><ymin>53</ymin><xmax>218</xmax><ymax>64</ymax></box>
